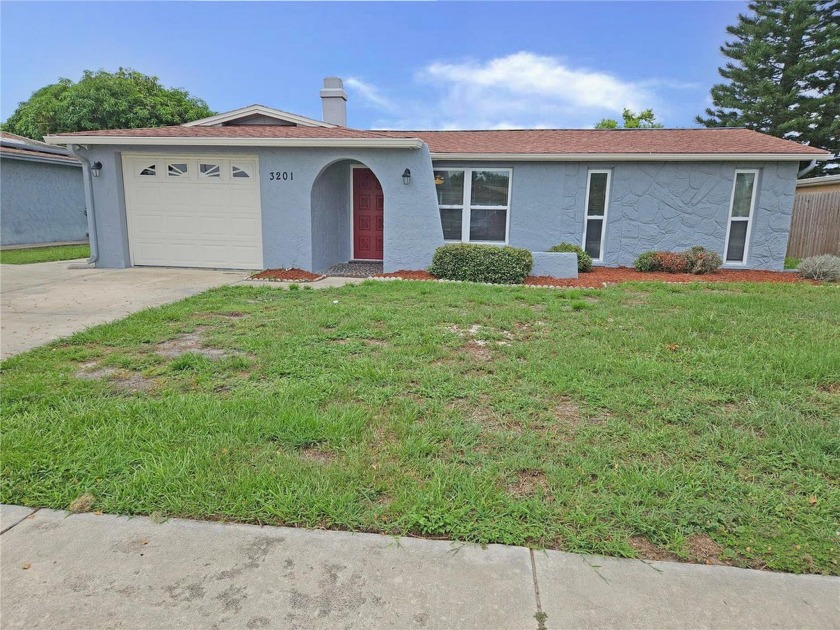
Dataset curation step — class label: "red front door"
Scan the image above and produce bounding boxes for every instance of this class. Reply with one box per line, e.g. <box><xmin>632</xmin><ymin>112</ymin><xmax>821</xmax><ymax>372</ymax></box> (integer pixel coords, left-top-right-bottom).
<box><xmin>353</xmin><ymin>168</ymin><xmax>383</xmax><ymax>260</ymax></box>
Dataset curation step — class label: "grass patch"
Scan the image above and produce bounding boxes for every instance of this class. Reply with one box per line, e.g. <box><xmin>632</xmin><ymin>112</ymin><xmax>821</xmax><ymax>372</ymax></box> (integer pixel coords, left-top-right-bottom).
<box><xmin>0</xmin><ymin>244</ymin><xmax>90</xmax><ymax>264</ymax></box>
<box><xmin>784</xmin><ymin>256</ymin><xmax>801</xmax><ymax>270</ymax></box>
<box><xmin>2</xmin><ymin>280</ymin><xmax>838</xmax><ymax>574</ymax></box>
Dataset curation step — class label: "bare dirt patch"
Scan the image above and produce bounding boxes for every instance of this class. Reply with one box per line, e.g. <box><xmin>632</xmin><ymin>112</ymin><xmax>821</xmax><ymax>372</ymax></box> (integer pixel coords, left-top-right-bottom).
<box><xmin>299</xmin><ymin>446</ymin><xmax>336</xmax><ymax>464</ymax></box>
<box><xmin>686</xmin><ymin>533</ymin><xmax>724</xmax><ymax>565</ymax></box>
<box><xmin>68</xmin><ymin>493</ymin><xmax>96</xmax><ymax>513</ymax></box>
<box><xmin>509</xmin><ymin>469</ymin><xmax>552</xmax><ymax>500</ymax></box>
<box><xmin>629</xmin><ymin>536</ymin><xmax>679</xmax><ymax>562</ymax></box>
<box><xmin>463</xmin><ymin>340</ymin><xmax>493</xmax><ymax>361</ymax></box>
<box><xmin>157</xmin><ymin>329</ymin><xmax>239</xmax><ymax>360</ymax></box>
<box><xmin>75</xmin><ymin>362</ymin><xmax>156</xmax><ymax>393</ymax></box>
<box><xmin>817</xmin><ymin>382</ymin><xmax>840</xmax><ymax>394</ymax></box>
<box><xmin>554</xmin><ymin>396</ymin><xmax>582</xmax><ymax>425</ymax></box>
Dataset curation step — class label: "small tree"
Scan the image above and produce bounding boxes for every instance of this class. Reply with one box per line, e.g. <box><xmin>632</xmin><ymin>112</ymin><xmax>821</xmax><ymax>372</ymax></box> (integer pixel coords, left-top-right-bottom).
<box><xmin>696</xmin><ymin>1</ymin><xmax>839</xmax><ymax>176</ymax></box>
<box><xmin>595</xmin><ymin>108</ymin><xmax>664</xmax><ymax>129</ymax></box>
<box><xmin>2</xmin><ymin>68</ymin><xmax>215</xmax><ymax>140</ymax></box>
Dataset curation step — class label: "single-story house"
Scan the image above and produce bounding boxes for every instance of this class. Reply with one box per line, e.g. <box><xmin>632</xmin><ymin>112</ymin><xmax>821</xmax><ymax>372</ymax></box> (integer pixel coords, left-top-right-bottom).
<box><xmin>1</xmin><ymin>132</ymin><xmax>87</xmax><ymax>247</ymax></box>
<box><xmin>44</xmin><ymin>77</ymin><xmax>830</xmax><ymax>274</ymax></box>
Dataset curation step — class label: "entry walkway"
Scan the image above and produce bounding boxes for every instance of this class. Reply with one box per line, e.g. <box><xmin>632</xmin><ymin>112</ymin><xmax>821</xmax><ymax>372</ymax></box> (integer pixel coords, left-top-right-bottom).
<box><xmin>1</xmin><ymin>505</ymin><xmax>837</xmax><ymax>629</ymax></box>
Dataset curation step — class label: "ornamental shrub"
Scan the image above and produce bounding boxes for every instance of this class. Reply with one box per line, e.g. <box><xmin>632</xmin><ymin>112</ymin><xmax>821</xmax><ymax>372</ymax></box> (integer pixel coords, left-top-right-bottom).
<box><xmin>798</xmin><ymin>254</ymin><xmax>840</xmax><ymax>281</ymax></box>
<box><xmin>548</xmin><ymin>242</ymin><xmax>593</xmax><ymax>272</ymax></box>
<box><xmin>654</xmin><ymin>252</ymin><xmax>690</xmax><ymax>273</ymax></box>
<box><xmin>683</xmin><ymin>246</ymin><xmax>723</xmax><ymax>275</ymax></box>
<box><xmin>634</xmin><ymin>251</ymin><xmax>660</xmax><ymax>272</ymax></box>
<box><xmin>429</xmin><ymin>244</ymin><xmax>533</xmax><ymax>284</ymax></box>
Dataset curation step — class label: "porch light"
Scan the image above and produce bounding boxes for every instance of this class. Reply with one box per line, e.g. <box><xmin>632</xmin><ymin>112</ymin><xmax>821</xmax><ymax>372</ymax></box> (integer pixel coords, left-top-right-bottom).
<box><xmin>91</xmin><ymin>161</ymin><xmax>103</xmax><ymax>177</ymax></box>
<box><xmin>402</xmin><ymin>168</ymin><xmax>411</xmax><ymax>185</ymax></box>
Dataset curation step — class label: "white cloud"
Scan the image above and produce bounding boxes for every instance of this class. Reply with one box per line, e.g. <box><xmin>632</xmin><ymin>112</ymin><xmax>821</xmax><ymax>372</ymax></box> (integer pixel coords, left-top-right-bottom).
<box><xmin>345</xmin><ymin>77</ymin><xmax>395</xmax><ymax>113</ymax></box>
<box><xmin>348</xmin><ymin>52</ymin><xmax>692</xmax><ymax>129</ymax></box>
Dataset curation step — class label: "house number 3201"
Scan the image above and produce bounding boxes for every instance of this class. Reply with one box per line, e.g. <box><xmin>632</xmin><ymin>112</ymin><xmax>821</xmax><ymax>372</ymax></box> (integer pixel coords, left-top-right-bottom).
<box><xmin>269</xmin><ymin>171</ymin><xmax>294</xmax><ymax>181</ymax></box>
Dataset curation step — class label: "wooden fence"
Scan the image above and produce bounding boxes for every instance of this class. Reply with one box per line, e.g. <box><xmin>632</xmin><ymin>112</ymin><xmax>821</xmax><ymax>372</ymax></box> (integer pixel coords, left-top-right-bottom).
<box><xmin>786</xmin><ymin>191</ymin><xmax>840</xmax><ymax>259</ymax></box>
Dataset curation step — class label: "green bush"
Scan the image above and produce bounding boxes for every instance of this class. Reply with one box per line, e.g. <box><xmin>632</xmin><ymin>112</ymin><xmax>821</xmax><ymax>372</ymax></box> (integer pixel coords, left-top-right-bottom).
<box><xmin>429</xmin><ymin>244</ymin><xmax>533</xmax><ymax>284</ymax></box>
<box><xmin>798</xmin><ymin>254</ymin><xmax>840</xmax><ymax>281</ymax></box>
<box><xmin>683</xmin><ymin>246</ymin><xmax>723</xmax><ymax>275</ymax></box>
<box><xmin>548</xmin><ymin>242</ymin><xmax>593</xmax><ymax>272</ymax></box>
<box><xmin>634</xmin><ymin>251</ymin><xmax>660</xmax><ymax>272</ymax></box>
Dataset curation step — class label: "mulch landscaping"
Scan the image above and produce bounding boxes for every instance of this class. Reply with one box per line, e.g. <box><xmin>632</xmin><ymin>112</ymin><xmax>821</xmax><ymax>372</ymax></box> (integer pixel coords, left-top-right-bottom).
<box><xmin>250</xmin><ymin>268</ymin><xmax>325</xmax><ymax>282</ymax></box>
<box><xmin>376</xmin><ymin>267</ymin><xmax>817</xmax><ymax>287</ymax></box>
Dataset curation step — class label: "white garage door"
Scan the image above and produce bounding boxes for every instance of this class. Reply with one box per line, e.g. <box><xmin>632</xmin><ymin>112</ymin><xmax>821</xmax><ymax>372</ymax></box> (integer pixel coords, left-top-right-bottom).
<box><xmin>122</xmin><ymin>155</ymin><xmax>263</xmax><ymax>269</ymax></box>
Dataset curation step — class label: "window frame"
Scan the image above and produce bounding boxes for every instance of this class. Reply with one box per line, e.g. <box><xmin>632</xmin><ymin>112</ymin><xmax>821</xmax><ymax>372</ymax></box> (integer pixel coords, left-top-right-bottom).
<box><xmin>581</xmin><ymin>169</ymin><xmax>612</xmax><ymax>263</ymax></box>
<box><xmin>435</xmin><ymin>167</ymin><xmax>513</xmax><ymax>245</ymax></box>
<box><xmin>723</xmin><ymin>169</ymin><xmax>760</xmax><ymax>266</ymax></box>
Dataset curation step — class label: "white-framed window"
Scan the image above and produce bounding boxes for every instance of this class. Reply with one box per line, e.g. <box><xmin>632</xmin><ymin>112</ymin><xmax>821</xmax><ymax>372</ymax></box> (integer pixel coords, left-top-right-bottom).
<box><xmin>724</xmin><ymin>169</ymin><xmax>759</xmax><ymax>265</ymax></box>
<box><xmin>434</xmin><ymin>168</ymin><xmax>512</xmax><ymax>243</ymax></box>
<box><xmin>582</xmin><ymin>170</ymin><xmax>611</xmax><ymax>261</ymax></box>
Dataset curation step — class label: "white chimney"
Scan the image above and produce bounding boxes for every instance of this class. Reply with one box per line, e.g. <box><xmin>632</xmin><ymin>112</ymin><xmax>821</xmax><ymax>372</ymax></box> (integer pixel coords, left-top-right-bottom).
<box><xmin>320</xmin><ymin>77</ymin><xmax>347</xmax><ymax>127</ymax></box>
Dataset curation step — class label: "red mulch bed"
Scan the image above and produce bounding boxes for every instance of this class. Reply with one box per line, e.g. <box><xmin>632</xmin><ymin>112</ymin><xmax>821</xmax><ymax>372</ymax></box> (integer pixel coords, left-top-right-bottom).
<box><xmin>377</xmin><ymin>267</ymin><xmax>815</xmax><ymax>287</ymax></box>
<box><xmin>250</xmin><ymin>268</ymin><xmax>325</xmax><ymax>282</ymax></box>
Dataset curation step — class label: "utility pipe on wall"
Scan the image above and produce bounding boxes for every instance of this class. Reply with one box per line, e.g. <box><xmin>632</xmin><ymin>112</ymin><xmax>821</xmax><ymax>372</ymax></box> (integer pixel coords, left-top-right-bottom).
<box><xmin>67</xmin><ymin>144</ymin><xmax>99</xmax><ymax>264</ymax></box>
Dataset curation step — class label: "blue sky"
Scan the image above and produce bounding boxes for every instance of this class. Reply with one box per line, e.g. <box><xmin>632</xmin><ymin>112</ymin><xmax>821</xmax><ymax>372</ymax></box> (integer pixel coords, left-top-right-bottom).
<box><xmin>1</xmin><ymin>1</ymin><xmax>746</xmax><ymax>130</ymax></box>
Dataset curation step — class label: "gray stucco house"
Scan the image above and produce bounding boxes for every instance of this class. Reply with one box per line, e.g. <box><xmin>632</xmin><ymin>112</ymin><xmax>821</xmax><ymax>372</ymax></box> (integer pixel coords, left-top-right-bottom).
<box><xmin>44</xmin><ymin>78</ymin><xmax>830</xmax><ymax>274</ymax></box>
<box><xmin>1</xmin><ymin>132</ymin><xmax>87</xmax><ymax>247</ymax></box>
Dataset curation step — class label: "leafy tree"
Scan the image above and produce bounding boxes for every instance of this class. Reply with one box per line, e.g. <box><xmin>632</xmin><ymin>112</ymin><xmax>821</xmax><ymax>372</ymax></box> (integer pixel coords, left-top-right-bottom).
<box><xmin>595</xmin><ymin>108</ymin><xmax>664</xmax><ymax>129</ymax></box>
<box><xmin>2</xmin><ymin>68</ymin><xmax>215</xmax><ymax>140</ymax></box>
<box><xmin>696</xmin><ymin>0</ymin><xmax>839</xmax><ymax>176</ymax></box>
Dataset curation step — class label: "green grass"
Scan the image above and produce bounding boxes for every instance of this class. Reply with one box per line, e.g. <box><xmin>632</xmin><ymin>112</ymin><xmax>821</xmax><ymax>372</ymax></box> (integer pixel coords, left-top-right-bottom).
<box><xmin>0</xmin><ymin>244</ymin><xmax>90</xmax><ymax>264</ymax></box>
<box><xmin>785</xmin><ymin>256</ymin><xmax>801</xmax><ymax>270</ymax></box>
<box><xmin>2</xmin><ymin>280</ymin><xmax>838</xmax><ymax>574</ymax></box>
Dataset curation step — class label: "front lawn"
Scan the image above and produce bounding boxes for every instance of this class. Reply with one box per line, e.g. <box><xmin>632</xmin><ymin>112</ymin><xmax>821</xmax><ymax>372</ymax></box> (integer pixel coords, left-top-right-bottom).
<box><xmin>0</xmin><ymin>244</ymin><xmax>90</xmax><ymax>264</ymax></box>
<box><xmin>1</xmin><ymin>280</ymin><xmax>838</xmax><ymax>574</ymax></box>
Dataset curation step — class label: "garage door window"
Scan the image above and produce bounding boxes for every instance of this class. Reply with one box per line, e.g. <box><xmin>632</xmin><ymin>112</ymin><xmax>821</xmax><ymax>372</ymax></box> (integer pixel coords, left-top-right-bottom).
<box><xmin>232</xmin><ymin>164</ymin><xmax>252</xmax><ymax>179</ymax></box>
<box><xmin>139</xmin><ymin>164</ymin><xmax>156</xmax><ymax>176</ymax></box>
<box><xmin>168</xmin><ymin>163</ymin><xmax>189</xmax><ymax>177</ymax></box>
<box><xmin>199</xmin><ymin>163</ymin><xmax>221</xmax><ymax>178</ymax></box>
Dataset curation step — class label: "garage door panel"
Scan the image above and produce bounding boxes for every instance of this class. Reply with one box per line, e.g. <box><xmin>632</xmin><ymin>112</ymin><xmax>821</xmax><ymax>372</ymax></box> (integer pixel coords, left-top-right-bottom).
<box><xmin>124</xmin><ymin>155</ymin><xmax>263</xmax><ymax>270</ymax></box>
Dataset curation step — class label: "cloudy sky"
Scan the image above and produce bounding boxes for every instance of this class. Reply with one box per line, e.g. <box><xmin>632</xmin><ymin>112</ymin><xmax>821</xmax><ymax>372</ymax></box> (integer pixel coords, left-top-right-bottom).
<box><xmin>1</xmin><ymin>1</ymin><xmax>745</xmax><ymax>130</ymax></box>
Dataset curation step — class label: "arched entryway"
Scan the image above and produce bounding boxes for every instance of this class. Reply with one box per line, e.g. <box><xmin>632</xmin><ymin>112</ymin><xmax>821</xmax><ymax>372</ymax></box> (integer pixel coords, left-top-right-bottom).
<box><xmin>310</xmin><ymin>159</ymin><xmax>385</xmax><ymax>273</ymax></box>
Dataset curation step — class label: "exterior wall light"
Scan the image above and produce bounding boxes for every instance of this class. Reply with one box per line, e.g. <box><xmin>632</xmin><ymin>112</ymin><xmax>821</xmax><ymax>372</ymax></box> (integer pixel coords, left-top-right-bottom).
<box><xmin>91</xmin><ymin>161</ymin><xmax>103</xmax><ymax>177</ymax></box>
<box><xmin>402</xmin><ymin>168</ymin><xmax>411</xmax><ymax>185</ymax></box>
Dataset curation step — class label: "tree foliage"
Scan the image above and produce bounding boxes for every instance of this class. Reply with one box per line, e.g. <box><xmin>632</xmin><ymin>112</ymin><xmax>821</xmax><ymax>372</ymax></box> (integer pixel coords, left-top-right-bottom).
<box><xmin>2</xmin><ymin>68</ymin><xmax>215</xmax><ymax>140</ymax></box>
<box><xmin>595</xmin><ymin>108</ymin><xmax>664</xmax><ymax>129</ymax></box>
<box><xmin>696</xmin><ymin>0</ymin><xmax>839</xmax><ymax>176</ymax></box>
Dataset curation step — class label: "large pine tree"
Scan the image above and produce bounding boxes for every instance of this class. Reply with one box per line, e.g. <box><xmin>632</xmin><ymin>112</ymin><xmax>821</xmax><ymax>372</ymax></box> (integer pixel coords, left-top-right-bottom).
<box><xmin>697</xmin><ymin>0</ymin><xmax>839</xmax><ymax>177</ymax></box>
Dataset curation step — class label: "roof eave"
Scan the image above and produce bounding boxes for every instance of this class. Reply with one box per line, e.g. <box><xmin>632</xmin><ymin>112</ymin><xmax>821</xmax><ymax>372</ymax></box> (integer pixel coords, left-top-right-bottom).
<box><xmin>44</xmin><ymin>136</ymin><xmax>424</xmax><ymax>150</ymax></box>
<box><xmin>429</xmin><ymin>152</ymin><xmax>831</xmax><ymax>162</ymax></box>
<box><xmin>0</xmin><ymin>151</ymin><xmax>81</xmax><ymax>167</ymax></box>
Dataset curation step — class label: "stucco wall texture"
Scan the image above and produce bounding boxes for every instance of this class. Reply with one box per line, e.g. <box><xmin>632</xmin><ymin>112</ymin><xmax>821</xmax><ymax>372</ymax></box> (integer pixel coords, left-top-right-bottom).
<box><xmin>79</xmin><ymin>143</ymin><xmax>798</xmax><ymax>272</ymax></box>
<box><xmin>0</xmin><ymin>158</ymin><xmax>87</xmax><ymax>246</ymax></box>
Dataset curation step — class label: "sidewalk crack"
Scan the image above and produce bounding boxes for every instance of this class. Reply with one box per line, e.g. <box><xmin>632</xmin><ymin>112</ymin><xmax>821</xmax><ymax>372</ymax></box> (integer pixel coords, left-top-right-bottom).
<box><xmin>1</xmin><ymin>507</ymin><xmax>40</xmax><ymax>535</ymax></box>
<box><xmin>530</xmin><ymin>548</ymin><xmax>548</xmax><ymax>630</ymax></box>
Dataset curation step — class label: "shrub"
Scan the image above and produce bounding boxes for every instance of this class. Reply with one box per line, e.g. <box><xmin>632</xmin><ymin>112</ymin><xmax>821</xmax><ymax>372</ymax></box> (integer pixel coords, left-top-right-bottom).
<box><xmin>548</xmin><ymin>242</ymin><xmax>593</xmax><ymax>272</ymax></box>
<box><xmin>429</xmin><ymin>244</ymin><xmax>533</xmax><ymax>284</ymax></box>
<box><xmin>634</xmin><ymin>251</ymin><xmax>660</xmax><ymax>272</ymax></box>
<box><xmin>683</xmin><ymin>246</ymin><xmax>723</xmax><ymax>275</ymax></box>
<box><xmin>798</xmin><ymin>254</ymin><xmax>840</xmax><ymax>282</ymax></box>
<box><xmin>654</xmin><ymin>252</ymin><xmax>690</xmax><ymax>273</ymax></box>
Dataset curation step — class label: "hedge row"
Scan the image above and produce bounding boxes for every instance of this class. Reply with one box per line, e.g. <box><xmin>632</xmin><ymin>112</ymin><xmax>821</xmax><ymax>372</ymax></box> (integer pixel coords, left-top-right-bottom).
<box><xmin>634</xmin><ymin>246</ymin><xmax>723</xmax><ymax>274</ymax></box>
<box><xmin>429</xmin><ymin>244</ymin><xmax>533</xmax><ymax>284</ymax></box>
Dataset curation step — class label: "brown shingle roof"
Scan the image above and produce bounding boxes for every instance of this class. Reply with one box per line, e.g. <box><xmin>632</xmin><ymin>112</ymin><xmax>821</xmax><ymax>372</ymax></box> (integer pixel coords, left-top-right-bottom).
<box><xmin>51</xmin><ymin>125</ymin><xmax>394</xmax><ymax>139</ymax></box>
<box><xmin>46</xmin><ymin>125</ymin><xmax>829</xmax><ymax>156</ymax></box>
<box><xmin>0</xmin><ymin>132</ymin><xmax>79</xmax><ymax>164</ymax></box>
<box><xmin>376</xmin><ymin>128</ymin><xmax>829</xmax><ymax>156</ymax></box>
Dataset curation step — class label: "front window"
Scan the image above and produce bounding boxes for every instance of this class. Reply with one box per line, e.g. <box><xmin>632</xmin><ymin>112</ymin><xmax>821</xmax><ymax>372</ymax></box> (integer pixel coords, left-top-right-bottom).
<box><xmin>582</xmin><ymin>170</ymin><xmax>611</xmax><ymax>261</ymax></box>
<box><xmin>435</xmin><ymin>168</ymin><xmax>511</xmax><ymax>243</ymax></box>
<box><xmin>725</xmin><ymin>170</ymin><xmax>758</xmax><ymax>264</ymax></box>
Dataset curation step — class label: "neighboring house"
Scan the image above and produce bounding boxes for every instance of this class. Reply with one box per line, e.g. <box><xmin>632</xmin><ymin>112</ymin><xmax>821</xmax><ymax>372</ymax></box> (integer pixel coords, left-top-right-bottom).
<box><xmin>44</xmin><ymin>78</ymin><xmax>830</xmax><ymax>274</ymax></box>
<box><xmin>0</xmin><ymin>132</ymin><xmax>87</xmax><ymax>247</ymax></box>
<box><xmin>787</xmin><ymin>174</ymin><xmax>840</xmax><ymax>259</ymax></box>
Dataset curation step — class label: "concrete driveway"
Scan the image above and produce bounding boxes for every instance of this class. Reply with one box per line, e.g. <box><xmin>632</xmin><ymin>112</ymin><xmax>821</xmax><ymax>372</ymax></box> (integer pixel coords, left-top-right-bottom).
<box><xmin>1</xmin><ymin>260</ymin><xmax>250</xmax><ymax>359</ymax></box>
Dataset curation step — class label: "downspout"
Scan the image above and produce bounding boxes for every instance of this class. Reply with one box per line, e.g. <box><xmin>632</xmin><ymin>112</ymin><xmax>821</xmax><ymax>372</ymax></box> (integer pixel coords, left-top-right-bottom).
<box><xmin>67</xmin><ymin>144</ymin><xmax>99</xmax><ymax>264</ymax></box>
<box><xmin>797</xmin><ymin>159</ymin><xmax>818</xmax><ymax>178</ymax></box>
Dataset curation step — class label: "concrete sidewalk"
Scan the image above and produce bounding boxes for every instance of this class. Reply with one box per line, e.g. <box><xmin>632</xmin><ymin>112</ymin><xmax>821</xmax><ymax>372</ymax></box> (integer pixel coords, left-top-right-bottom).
<box><xmin>1</xmin><ymin>506</ymin><xmax>837</xmax><ymax>630</ymax></box>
